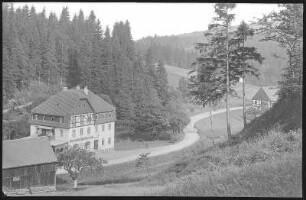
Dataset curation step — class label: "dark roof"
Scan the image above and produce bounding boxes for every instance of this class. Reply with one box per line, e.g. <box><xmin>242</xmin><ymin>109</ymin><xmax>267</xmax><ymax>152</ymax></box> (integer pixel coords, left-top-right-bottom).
<box><xmin>252</xmin><ymin>87</ymin><xmax>271</xmax><ymax>101</ymax></box>
<box><xmin>31</xmin><ymin>88</ymin><xmax>115</xmax><ymax>116</ymax></box>
<box><xmin>262</xmin><ymin>86</ymin><xmax>278</xmax><ymax>101</ymax></box>
<box><xmin>3</xmin><ymin>137</ymin><xmax>58</xmax><ymax>169</ymax></box>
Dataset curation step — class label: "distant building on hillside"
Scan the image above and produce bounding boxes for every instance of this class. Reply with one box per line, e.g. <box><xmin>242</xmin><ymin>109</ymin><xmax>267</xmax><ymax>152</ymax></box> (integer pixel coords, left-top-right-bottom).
<box><xmin>2</xmin><ymin>137</ymin><xmax>58</xmax><ymax>195</ymax></box>
<box><xmin>252</xmin><ymin>86</ymin><xmax>278</xmax><ymax>110</ymax></box>
<box><xmin>28</xmin><ymin>86</ymin><xmax>116</xmax><ymax>153</ymax></box>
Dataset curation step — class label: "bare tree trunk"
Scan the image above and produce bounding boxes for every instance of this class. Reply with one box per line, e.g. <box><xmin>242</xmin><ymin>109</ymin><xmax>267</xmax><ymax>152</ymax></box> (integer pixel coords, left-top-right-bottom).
<box><xmin>242</xmin><ymin>40</ymin><xmax>247</xmax><ymax>128</ymax></box>
<box><xmin>209</xmin><ymin>107</ymin><xmax>215</xmax><ymax>146</ymax></box>
<box><xmin>226</xmin><ymin>21</ymin><xmax>232</xmax><ymax>138</ymax></box>
<box><xmin>242</xmin><ymin>72</ymin><xmax>247</xmax><ymax>128</ymax></box>
<box><xmin>38</xmin><ymin>72</ymin><xmax>41</xmax><ymax>86</ymax></box>
<box><xmin>73</xmin><ymin>179</ymin><xmax>78</xmax><ymax>189</ymax></box>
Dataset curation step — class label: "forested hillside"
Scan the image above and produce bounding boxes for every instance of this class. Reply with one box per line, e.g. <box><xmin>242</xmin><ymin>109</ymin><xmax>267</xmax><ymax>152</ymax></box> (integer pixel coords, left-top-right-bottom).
<box><xmin>2</xmin><ymin>4</ymin><xmax>189</xmax><ymax>139</ymax></box>
<box><xmin>135</xmin><ymin>23</ymin><xmax>287</xmax><ymax>86</ymax></box>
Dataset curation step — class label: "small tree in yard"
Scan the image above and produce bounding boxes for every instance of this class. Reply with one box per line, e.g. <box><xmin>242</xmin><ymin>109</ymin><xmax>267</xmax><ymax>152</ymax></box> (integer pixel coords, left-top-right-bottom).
<box><xmin>57</xmin><ymin>146</ymin><xmax>107</xmax><ymax>189</ymax></box>
<box><xmin>135</xmin><ymin>153</ymin><xmax>151</xmax><ymax>177</ymax></box>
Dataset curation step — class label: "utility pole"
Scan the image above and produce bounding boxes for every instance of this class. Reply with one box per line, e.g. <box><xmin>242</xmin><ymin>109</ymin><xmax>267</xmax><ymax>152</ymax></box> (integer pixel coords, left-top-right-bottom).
<box><xmin>225</xmin><ymin>14</ymin><xmax>232</xmax><ymax>138</ymax></box>
<box><xmin>60</xmin><ymin>42</ymin><xmax>63</xmax><ymax>85</ymax></box>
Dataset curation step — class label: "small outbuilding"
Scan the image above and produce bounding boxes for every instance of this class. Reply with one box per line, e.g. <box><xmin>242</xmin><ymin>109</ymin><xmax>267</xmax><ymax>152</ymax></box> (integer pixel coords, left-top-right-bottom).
<box><xmin>2</xmin><ymin>137</ymin><xmax>58</xmax><ymax>195</ymax></box>
<box><xmin>252</xmin><ymin>87</ymin><xmax>278</xmax><ymax>110</ymax></box>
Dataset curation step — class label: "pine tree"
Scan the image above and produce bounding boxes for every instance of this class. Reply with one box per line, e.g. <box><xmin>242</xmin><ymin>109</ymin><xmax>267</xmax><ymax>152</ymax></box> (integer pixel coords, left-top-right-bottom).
<box><xmin>233</xmin><ymin>21</ymin><xmax>264</xmax><ymax>128</ymax></box>
<box><xmin>189</xmin><ymin>3</ymin><xmax>237</xmax><ymax>138</ymax></box>
<box><xmin>66</xmin><ymin>48</ymin><xmax>81</xmax><ymax>88</ymax></box>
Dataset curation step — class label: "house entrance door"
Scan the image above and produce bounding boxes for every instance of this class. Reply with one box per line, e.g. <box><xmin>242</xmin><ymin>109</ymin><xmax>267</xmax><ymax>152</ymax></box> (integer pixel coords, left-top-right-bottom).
<box><xmin>94</xmin><ymin>140</ymin><xmax>98</xmax><ymax>150</ymax></box>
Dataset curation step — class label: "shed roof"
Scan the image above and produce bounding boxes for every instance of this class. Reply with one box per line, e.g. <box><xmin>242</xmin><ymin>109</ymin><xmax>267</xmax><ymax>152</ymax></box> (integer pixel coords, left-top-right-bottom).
<box><xmin>3</xmin><ymin>137</ymin><xmax>58</xmax><ymax>169</ymax></box>
<box><xmin>31</xmin><ymin>88</ymin><xmax>115</xmax><ymax>116</ymax></box>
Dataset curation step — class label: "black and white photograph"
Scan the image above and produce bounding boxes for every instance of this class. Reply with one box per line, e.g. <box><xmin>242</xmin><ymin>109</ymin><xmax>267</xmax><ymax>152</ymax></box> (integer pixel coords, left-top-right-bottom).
<box><xmin>2</xmin><ymin>2</ymin><xmax>303</xmax><ymax>197</ymax></box>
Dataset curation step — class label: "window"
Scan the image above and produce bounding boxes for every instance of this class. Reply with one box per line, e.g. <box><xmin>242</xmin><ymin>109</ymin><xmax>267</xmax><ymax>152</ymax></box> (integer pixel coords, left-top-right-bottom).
<box><xmin>72</xmin><ymin>130</ymin><xmax>76</xmax><ymax>137</ymax></box>
<box><xmin>83</xmin><ymin>114</ymin><xmax>88</xmax><ymax>122</ymax></box>
<box><xmin>95</xmin><ymin>125</ymin><xmax>98</xmax><ymax>132</ymax></box>
<box><xmin>102</xmin><ymin>139</ymin><xmax>104</xmax><ymax>146</ymax></box>
<box><xmin>80</xmin><ymin>128</ymin><xmax>83</xmax><ymax>136</ymax></box>
<box><xmin>80</xmin><ymin>115</ymin><xmax>84</xmax><ymax>126</ymax></box>
<box><xmin>75</xmin><ymin>115</ymin><xmax>80</xmax><ymax>123</ymax></box>
<box><xmin>38</xmin><ymin>115</ymin><xmax>43</xmax><ymax>120</ymax></box>
<box><xmin>102</xmin><ymin>124</ymin><xmax>105</xmax><ymax>131</ymax></box>
<box><xmin>60</xmin><ymin>130</ymin><xmax>63</xmax><ymax>137</ymax></box>
<box><xmin>108</xmin><ymin>123</ymin><xmax>111</xmax><ymax>130</ymax></box>
<box><xmin>108</xmin><ymin>137</ymin><xmax>111</xmax><ymax>144</ymax></box>
<box><xmin>87</xmin><ymin>127</ymin><xmax>91</xmax><ymax>135</ymax></box>
<box><xmin>85</xmin><ymin>141</ymin><xmax>91</xmax><ymax>150</ymax></box>
<box><xmin>71</xmin><ymin>115</ymin><xmax>75</xmax><ymax>124</ymax></box>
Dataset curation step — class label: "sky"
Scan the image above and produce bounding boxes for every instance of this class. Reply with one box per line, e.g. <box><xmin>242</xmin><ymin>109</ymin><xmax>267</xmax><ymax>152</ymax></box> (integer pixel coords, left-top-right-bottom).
<box><xmin>13</xmin><ymin>3</ymin><xmax>281</xmax><ymax>40</ymax></box>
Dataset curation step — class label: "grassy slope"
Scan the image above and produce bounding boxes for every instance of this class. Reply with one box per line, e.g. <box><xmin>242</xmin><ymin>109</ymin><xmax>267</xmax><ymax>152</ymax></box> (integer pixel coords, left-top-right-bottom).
<box><xmin>156</xmin><ymin>127</ymin><xmax>302</xmax><ymax>197</ymax></box>
<box><xmin>153</xmin><ymin>95</ymin><xmax>302</xmax><ymax>197</ymax></box>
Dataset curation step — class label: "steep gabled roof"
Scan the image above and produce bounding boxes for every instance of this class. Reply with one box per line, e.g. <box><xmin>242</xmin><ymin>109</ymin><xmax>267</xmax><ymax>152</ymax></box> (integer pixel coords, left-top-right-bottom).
<box><xmin>3</xmin><ymin>137</ymin><xmax>58</xmax><ymax>169</ymax></box>
<box><xmin>31</xmin><ymin>88</ymin><xmax>115</xmax><ymax>116</ymax></box>
<box><xmin>263</xmin><ymin>86</ymin><xmax>278</xmax><ymax>102</ymax></box>
<box><xmin>252</xmin><ymin>87</ymin><xmax>271</xmax><ymax>101</ymax></box>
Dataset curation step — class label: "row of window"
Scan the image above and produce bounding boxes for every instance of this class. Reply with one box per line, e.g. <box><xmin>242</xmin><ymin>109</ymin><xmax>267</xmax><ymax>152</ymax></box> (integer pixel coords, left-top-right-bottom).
<box><xmin>73</xmin><ymin>138</ymin><xmax>111</xmax><ymax>150</ymax></box>
<box><xmin>71</xmin><ymin>123</ymin><xmax>112</xmax><ymax>138</ymax></box>
<box><xmin>70</xmin><ymin>112</ymin><xmax>114</xmax><ymax>124</ymax></box>
<box><xmin>32</xmin><ymin>114</ymin><xmax>63</xmax><ymax>123</ymax></box>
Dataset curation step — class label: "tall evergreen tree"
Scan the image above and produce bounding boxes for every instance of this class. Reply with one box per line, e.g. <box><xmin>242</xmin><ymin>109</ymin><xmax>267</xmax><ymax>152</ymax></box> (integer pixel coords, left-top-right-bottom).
<box><xmin>233</xmin><ymin>21</ymin><xmax>264</xmax><ymax>127</ymax></box>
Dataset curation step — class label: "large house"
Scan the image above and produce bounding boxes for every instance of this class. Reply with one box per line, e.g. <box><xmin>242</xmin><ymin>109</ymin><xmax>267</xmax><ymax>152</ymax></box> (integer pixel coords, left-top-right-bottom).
<box><xmin>2</xmin><ymin>137</ymin><xmax>58</xmax><ymax>195</ymax></box>
<box><xmin>252</xmin><ymin>86</ymin><xmax>278</xmax><ymax>110</ymax></box>
<box><xmin>28</xmin><ymin>86</ymin><xmax>116</xmax><ymax>153</ymax></box>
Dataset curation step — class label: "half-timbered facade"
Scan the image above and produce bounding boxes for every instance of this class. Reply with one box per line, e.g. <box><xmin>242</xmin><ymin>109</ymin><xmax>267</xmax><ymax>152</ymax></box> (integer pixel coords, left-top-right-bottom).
<box><xmin>28</xmin><ymin>86</ymin><xmax>116</xmax><ymax>153</ymax></box>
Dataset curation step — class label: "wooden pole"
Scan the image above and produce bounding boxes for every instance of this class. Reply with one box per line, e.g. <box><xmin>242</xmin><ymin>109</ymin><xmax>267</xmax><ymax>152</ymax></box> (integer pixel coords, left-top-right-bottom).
<box><xmin>226</xmin><ymin>15</ymin><xmax>232</xmax><ymax>138</ymax></box>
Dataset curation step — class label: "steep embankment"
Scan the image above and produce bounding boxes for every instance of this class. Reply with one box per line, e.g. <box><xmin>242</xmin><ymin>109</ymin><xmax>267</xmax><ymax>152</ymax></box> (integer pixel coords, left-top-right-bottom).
<box><xmin>152</xmin><ymin>95</ymin><xmax>302</xmax><ymax>197</ymax></box>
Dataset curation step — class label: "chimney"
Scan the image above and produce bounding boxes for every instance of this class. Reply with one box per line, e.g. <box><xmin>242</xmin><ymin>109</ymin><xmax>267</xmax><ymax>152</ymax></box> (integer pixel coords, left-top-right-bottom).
<box><xmin>62</xmin><ymin>86</ymin><xmax>68</xmax><ymax>91</ymax></box>
<box><xmin>84</xmin><ymin>86</ymin><xmax>88</xmax><ymax>95</ymax></box>
<box><xmin>76</xmin><ymin>85</ymin><xmax>80</xmax><ymax>90</ymax></box>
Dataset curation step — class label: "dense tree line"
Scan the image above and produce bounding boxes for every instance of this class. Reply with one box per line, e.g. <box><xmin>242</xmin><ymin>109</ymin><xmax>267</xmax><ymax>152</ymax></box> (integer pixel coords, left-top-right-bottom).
<box><xmin>136</xmin><ymin>25</ymin><xmax>288</xmax><ymax>86</ymax></box>
<box><xmin>135</xmin><ymin>35</ymin><xmax>197</xmax><ymax>69</ymax></box>
<box><xmin>2</xmin><ymin>4</ymin><xmax>189</xmax><ymax>139</ymax></box>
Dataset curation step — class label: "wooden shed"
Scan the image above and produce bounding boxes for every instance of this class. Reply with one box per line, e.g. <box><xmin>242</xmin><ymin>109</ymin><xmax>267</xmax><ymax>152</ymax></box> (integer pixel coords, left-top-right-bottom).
<box><xmin>2</xmin><ymin>137</ymin><xmax>58</xmax><ymax>195</ymax></box>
